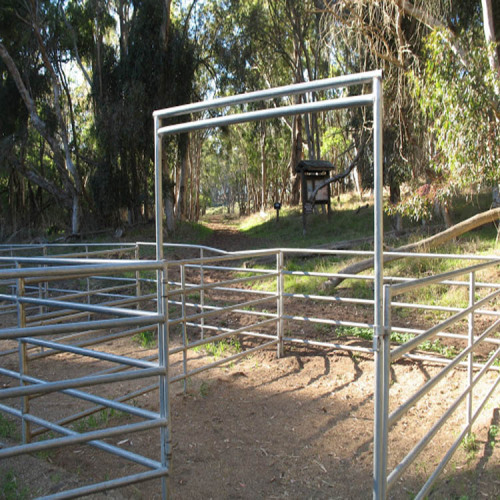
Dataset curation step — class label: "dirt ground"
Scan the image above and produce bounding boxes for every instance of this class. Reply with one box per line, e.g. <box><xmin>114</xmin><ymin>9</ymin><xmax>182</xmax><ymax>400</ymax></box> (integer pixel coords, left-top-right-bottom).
<box><xmin>1</xmin><ymin>340</ymin><xmax>499</xmax><ymax>499</ymax></box>
<box><xmin>1</xmin><ymin>222</ymin><xmax>499</xmax><ymax>499</ymax></box>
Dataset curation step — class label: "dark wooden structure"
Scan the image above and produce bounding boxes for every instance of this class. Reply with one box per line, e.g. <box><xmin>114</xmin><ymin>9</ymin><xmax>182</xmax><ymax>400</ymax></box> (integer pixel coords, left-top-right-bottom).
<box><xmin>295</xmin><ymin>160</ymin><xmax>336</xmax><ymax>233</ymax></box>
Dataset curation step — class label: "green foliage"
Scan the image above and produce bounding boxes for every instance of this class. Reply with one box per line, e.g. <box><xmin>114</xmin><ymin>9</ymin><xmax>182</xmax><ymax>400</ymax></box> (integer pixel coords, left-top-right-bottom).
<box><xmin>462</xmin><ymin>432</ymin><xmax>479</xmax><ymax>460</ymax></box>
<box><xmin>238</xmin><ymin>195</ymin><xmax>379</xmax><ymax>247</ymax></box>
<box><xmin>0</xmin><ymin>469</ymin><xmax>29</xmax><ymax>500</ymax></box>
<box><xmin>0</xmin><ymin>413</ymin><xmax>17</xmax><ymax>439</ymax></box>
<box><xmin>488</xmin><ymin>424</ymin><xmax>498</xmax><ymax>448</ymax></box>
<box><xmin>336</xmin><ymin>326</ymin><xmax>373</xmax><ymax>341</ymax></box>
<box><xmin>196</xmin><ymin>338</ymin><xmax>242</xmax><ymax>359</ymax></box>
<box><xmin>72</xmin><ymin>408</ymin><xmax>125</xmax><ymax>433</ymax></box>
<box><xmin>199</xmin><ymin>381</ymin><xmax>210</xmax><ymax>398</ymax></box>
<box><xmin>401</xmin><ymin>26</ymin><xmax>499</xmax><ymax>221</ymax></box>
<box><xmin>133</xmin><ymin>330</ymin><xmax>156</xmax><ymax>349</ymax></box>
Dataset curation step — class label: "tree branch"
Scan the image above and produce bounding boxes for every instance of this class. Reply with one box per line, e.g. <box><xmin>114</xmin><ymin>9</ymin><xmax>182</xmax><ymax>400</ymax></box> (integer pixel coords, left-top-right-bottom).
<box><xmin>309</xmin><ymin>136</ymin><xmax>366</xmax><ymax>203</ymax></box>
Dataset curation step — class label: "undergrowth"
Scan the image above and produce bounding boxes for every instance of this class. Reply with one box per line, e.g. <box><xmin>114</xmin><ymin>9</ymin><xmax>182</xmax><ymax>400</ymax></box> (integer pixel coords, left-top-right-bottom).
<box><xmin>193</xmin><ymin>338</ymin><xmax>242</xmax><ymax>359</ymax></box>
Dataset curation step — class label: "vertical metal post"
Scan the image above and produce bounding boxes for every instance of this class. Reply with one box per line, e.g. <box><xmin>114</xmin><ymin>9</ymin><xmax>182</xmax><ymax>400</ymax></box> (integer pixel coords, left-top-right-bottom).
<box><xmin>200</xmin><ymin>248</ymin><xmax>205</xmax><ymax>340</ymax></box>
<box><xmin>155</xmin><ymin>92</ymin><xmax>167</xmax><ymax>499</ymax></box>
<box><xmin>158</xmin><ymin>265</ymin><xmax>171</xmax><ymax>499</ymax></box>
<box><xmin>85</xmin><ymin>244</ymin><xmax>91</xmax><ymax>321</ymax></box>
<box><xmin>154</xmin><ymin>115</ymin><xmax>164</xmax><ymax>262</ymax></box>
<box><xmin>372</xmin><ymin>73</ymin><xmax>386</xmax><ymax>499</ymax></box>
<box><xmin>135</xmin><ymin>243</ymin><xmax>141</xmax><ymax>310</ymax></box>
<box><xmin>17</xmin><ymin>272</ymin><xmax>30</xmax><ymax>444</ymax></box>
<box><xmin>374</xmin><ymin>285</ymin><xmax>391</xmax><ymax>499</ymax></box>
<box><xmin>467</xmin><ymin>271</ymin><xmax>475</xmax><ymax>430</ymax></box>
<box><xmin>180</xmin><ymin>264</ymin><xmax>188</xmax><ymax>393</ymax></box>
<box><xmin>276</xmin><ymin>250</ymin><xmax>284</xmax><ymax>358</ymax></box>
<box><xmin>41</xmin><ymin>245</ymin><xmax>48</xmax><ymax>324</ymax></box>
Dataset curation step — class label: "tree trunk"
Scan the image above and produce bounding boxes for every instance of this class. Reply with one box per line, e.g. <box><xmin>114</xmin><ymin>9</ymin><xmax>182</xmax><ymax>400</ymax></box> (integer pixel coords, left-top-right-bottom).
<box><xmin>324</xmin><ymin>207</ymin><xmax>500</xmax><ymax>289</ymax></box>
<box><xmin>260</xmin><ymin>123</ymin><xmax>267</xmax><ymax>211</ymax></box>
<box><xmin>174</xmin><ymin>134</ymin><xmax>189</xmax><ymax>222</ymax></box>
<box><xmin>290</xmin><ymin>116</ymin><xmax>303</xmax><ymax>205</ymax></box>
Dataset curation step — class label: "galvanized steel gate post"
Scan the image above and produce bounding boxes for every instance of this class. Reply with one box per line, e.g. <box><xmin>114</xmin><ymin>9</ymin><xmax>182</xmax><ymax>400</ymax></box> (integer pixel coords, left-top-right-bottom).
<box><xmin>153</xmin><ymin>70</ymin><xmax>385</xmax><ymax>499</ymax></box>
<box><xmin>371</xmin><ymin>72</ymin><xmax>388</xmax><ymax>500</ymax></box>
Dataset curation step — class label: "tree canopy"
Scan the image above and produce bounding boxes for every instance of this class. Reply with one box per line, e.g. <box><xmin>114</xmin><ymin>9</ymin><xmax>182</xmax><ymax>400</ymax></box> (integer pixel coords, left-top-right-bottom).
<box><xmin>0</xmin><ymin>0</ymin><xmax>498</xmax><ymax>239</ymax></box>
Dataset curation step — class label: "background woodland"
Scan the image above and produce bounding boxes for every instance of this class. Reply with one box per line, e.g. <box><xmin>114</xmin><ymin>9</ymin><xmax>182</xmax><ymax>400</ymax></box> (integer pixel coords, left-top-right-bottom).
<box><xmin>0</xmin><ymin>0</ymin><xmax>498</xmax><ymax>239</ymax></box>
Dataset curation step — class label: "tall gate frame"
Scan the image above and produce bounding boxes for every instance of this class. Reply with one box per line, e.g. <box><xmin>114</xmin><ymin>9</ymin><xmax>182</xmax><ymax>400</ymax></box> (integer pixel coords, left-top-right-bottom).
<box><xmin>153</xmin><ymin>70</ymin><xmax>386</xmax><ymax>497</ymax></box>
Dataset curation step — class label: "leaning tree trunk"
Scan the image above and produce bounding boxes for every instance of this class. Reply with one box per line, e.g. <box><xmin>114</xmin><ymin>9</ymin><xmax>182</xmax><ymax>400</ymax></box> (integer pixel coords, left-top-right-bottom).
<box><xmin>324</xmin><ymin>207</ymin><xmax>500</xmax><ymax>289</ymax></box>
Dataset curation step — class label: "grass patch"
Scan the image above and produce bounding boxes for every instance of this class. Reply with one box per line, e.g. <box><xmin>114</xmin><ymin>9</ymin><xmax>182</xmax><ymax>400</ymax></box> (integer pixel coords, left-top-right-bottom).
<box><xmin>462</xmin><ymin>432</ymin><xmax>479</xmax><ymax>460</ymax></box>
<box><xmin>72</xmin><ymin>408</ymin><xmax>128</xmax><ymax>433</ymax></box>
<box><xmin>0</xmin><ymin>469</ymin><xmax>29</xmax><ymax>500</ymax></box>
<box><xmin>133</xmin><ymin>330</ymin><xmax>156</xmax><ymax>348</ymax></box>
<box><xmin>0</xmin><ymin>413</ymin><xmax>17</xmax><ymax>440</ymax></box>
<box><xmin>336</xmin><ymin>326</ymin><xmax>373</xmax><ymax>341</ymax></box>
<box><xmin>238</xmin><ymin>194</ymin><xmax>388</xmax><ymax>247</ymax></box>
<box><xmin>193</xmin><ymin>338</ymin><xmax>242</xmax><ymax>359</ymax></box>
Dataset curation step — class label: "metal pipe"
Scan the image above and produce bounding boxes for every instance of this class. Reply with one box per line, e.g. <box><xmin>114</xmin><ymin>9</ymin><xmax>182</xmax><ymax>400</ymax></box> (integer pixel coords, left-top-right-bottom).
<box><xmin>467</xmin><ymin>271</ymin><xmax>475</xmax><ymax>431</ymax></box>
<box><xmin>388</xmin><ymin>318</ymin><xmax>500</xmax><ymax>427</ymax></box>
<box><xmin>391</xmin><ymin>288</ymin><xmax>500</xmax><ymax>361</ymax></box>
<box><xmin>9</xmin><ymin>294</ymin><xmax>157</xmax><ymax>318</ymax></box>
<box><xmin>390</xmin><ymin>259</ymin><xmax>499</xmax><ymax>296</ymax></box>
<box><xmin>169</xmin><ymin>317</ymin><xmax>277</xmax><ymax>355</ymax></box>
<box><xmin>0</xmin><ymin>367</ymin><xmax>158</xmax><ymax>421</ymax></box>
<box><xmin>157</xmin><ymin>264</ymin><xmax>170</xmax><ymax>499</ymax></box>
<box><xmin>19</xmin><ymin>337</ymin><xmax>160</xmax><ymax>369</ymax></box>
<box><xmin>283</xmin><ymin>336</ymin><xmax>374</xmax><ymax>354</ymax></box>
<box><xmin>185</xmin><ymin>322</ymin><xmax>277</xmax><ymax>341</ymax></box>
<box><xmin>167</xmin><ymin>295</ymin><xmax>276</xmax><ymax>327</ymax></box>
<box><xmin>166</xmin><ymin>271</ymin><xmax>277</xmax><ymax>297</ymax></box>
<box><xmin>415</xmin><ymin>372</ymin><xmax>500</xmax><ymax>500</ymax></box>
<box><xmin>277</xmin><ymin>250</ymin><xmax>284</xmax><ymax>358</ymax></box>
<box><xmin>387</xmin><ymin>344</ymin><xmax>500</xmax><ymax>489</ymax></box>
<box><xmin>283</xmin><ymin>315</ymin><xmax>374</xmax><ymax>330</ymax></box>
<box><xmin>0</xmin><ymin>404</ymin><xmax>165</xmax><ymax>469</ymax></box>
<box><xmin>170</xmin><ymin>340</ymin><xmax>279</xmax><ymax>383</ymax></box>
<box><xmin>0</xmin><ymin>366</ymin><xmax>164</xmax><ymax>400</ymax></box>
<box><xmin>41</xmin><ymin>469</ymin><xmax>168</xmax><ymax>500</ymax></box>
<box><xmin>0</xmin><ymin>315</ymin><xmax>161</xmax><ymax>340</ymax></box>
<box><xmin>154</xmin><ymin>70</ymin><xmax>381</xmax><ymax>119</ymax></box>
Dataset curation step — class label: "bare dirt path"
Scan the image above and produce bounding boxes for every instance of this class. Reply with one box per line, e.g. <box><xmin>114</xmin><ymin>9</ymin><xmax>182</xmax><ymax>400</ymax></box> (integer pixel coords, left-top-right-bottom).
<box><xmin>202</xmin><ymin>214</ymin><xmax>269</xmax><ymax>252</ymax></box>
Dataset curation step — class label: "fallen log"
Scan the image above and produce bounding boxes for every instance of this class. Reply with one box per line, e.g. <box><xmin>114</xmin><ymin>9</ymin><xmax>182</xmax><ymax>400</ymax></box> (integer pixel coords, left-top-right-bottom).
<box><xmin>323</xmin><ymin>207</ymin><xmax>500</xmax><ymax>289</ymax></box>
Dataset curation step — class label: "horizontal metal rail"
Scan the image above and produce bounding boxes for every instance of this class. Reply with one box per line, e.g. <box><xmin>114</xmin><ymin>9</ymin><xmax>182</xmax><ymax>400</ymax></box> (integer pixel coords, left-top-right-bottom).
<box><xmin>283</xmin><ymin>314</ymin><xmax>374</xmax><ymax>330</ymax></box>
<box><xmin>414</xmin><ymin>368</ymin><xmax>500</xmax><ymax>500</ymax></box>
<box><xmin>170</xmin><ymin>317</ymin><xmax>278</xmax><ymax>355</ymax></box>
<box><xmin>0</xmin><ymin>367</ymin><xmax>159</xmax><ymax>421</ymax></box>
<box><xmin>390</xmin><ymin>259</ymin><xmax>499</xmax><ymax>296</ymax></box>
<box><xmin>0</xmin><ymin>403</ymin><xmax>165</xmax><ymax>469</ymax></box>
<box><xmin>388</xmin><ymin>318</ymin><xmax>500</xmax><ymax>427</ymax></box>
<box><xmin>391</xmin><ymin>288</ymin><xmax>500</xmax><ymax>361</ymax></box>
<box><xmin>185</xmin><ymin>322</ymin><xmax>278</xmax><ymax>341</ymax></box>
<box><xmin>170</xmin><ymin>340</ymin><xmax>278</xmax><ymax>383</ymax></box>
<box><xmin>166</xmin><ymin>272</ymin><xmax>277</xmax><ymax>297</ymax></box>
<box><xmin>0</xmin><ymin>366</ymin><xmax>165</xmax><ymax>400</ymax></box>
<box><xmin>43</xmin><ymin>469</ymin><xmax>168</xmax><ymax>500</ymax></box>
<box><xmin>0</xmin><ymin>315</ymin><xmax>161</xmax><ymax>340</ymax></box>
<box><xmin>0</xmin><ymin>261</ymin><xmax>162</xmax><ymax>282</ymax></box>
<box><xmin>46</xmin><ymin>469</ymin><xmax>168</xmax><ymax>500</ymax></box>
<box><xmin>284</xmin><ymin>336</ymin><xmax>375</xmax><ymax>354</ymax></box>
<box><xmin>387</xmin><ymin>344</ymin><xmax>500</xmax><ymax>490</ymax></box>
<box><xmin>168</xmin><ymin>295</ymin><xmax>276</xmax><ymax>326</ymax></box>
<box><xmin>21</xmin><ymin>337</ymin><xmax>160</xmax><ymax>368</ymax></box>
<box><xmin>154</xmin><ymin>70</ymin><xmax>381</xmax><ymax>119</ymax></box>
<box><xmin>2</xmin><ymin>294</ymin><xmax>156</xmax><ymax>319</ymax></box>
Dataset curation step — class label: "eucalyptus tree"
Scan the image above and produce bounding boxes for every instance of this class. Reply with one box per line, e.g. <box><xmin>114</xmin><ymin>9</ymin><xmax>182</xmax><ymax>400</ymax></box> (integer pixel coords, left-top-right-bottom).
<box><xmin>0</xmin><ymin>0</ymin><xmax>86</xmax><ymax>234</ymax></box>
<box><xmin>191</xmin><ymin>0</ymin><xmax>332</xmax><ymax>211</ymax></box>
<box><xmin>320</xmin><ymin>0</ymin><xmax>499</xmax><ymax>225</ymax></box>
